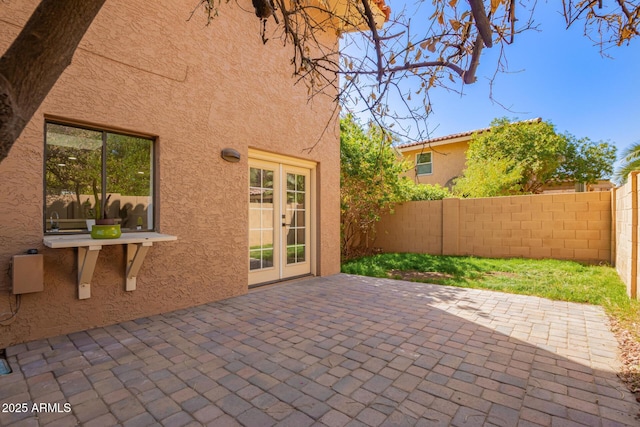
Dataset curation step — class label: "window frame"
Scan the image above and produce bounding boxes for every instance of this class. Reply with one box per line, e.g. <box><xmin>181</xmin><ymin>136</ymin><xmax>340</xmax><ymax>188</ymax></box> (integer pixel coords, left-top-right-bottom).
<box><xmin>43</xmin><ymin>120</ymin><xmax>157</xmax><ymax>235</ymax></box>
<box><xmin>416</xmin><ymin>152</ymin><xmax>433</xmax><ymax>176</ymax></box>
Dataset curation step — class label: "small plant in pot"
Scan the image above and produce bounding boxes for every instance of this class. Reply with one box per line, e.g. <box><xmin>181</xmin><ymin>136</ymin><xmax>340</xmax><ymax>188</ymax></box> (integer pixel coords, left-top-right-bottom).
<box><xmin>96</xmin><ymin>194</ymin><xmax>114</xmax><ymax>225</ymax></box>
<box><xmin>91</xmin><ymin>195</ymin><xmax>121</xmax><ymax>239</ymax></box>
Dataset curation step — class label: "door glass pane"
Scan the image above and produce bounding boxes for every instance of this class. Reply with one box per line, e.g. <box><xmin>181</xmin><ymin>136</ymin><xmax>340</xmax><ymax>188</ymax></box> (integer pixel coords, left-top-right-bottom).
<box><xmin>261</xmin><ymin>209</ymin><xmax>273</xmax><ymax>229</ymax></box>
<box><xmin>263</xmin><ymin>170</ymin><xmax>274</xmax><ymax>189</ymax></box>
<box><xmin>250</xmin><ymin>209</ymin><xmax>261</xmax><ymax>230</ymax></box>
<box><xmin>287</xmin><ymin>174</ymin><xmax>296</xmax><ymax>191</ymax></box>
<box><xmin>262</xmin><ymin>230</ymin><xmax>273</xmax><ymax>247</ymax></box>
<box><xmin>249</xmin><ymin>250</ymin><xmax>262</xmax><ymax>270</ymax></box>
<box><xmin>249</xmin><ymin>167</ymin><xmax>275</xmax><ymax>272</ymax></box>
<box><xmin>263</xmin><ymin>190</ymin><xmax>273</xmax><ymax>204</ymax></box>
<box><xmin>286</xmin><ymin>247</ymin><xmax>296</xmax><ymax>264</ymax></box>
<box><xmin>249</xmin><ymin>230</ymin><xmax>261</xmax><ymax>248</ymax></box>
<box><xmin>286</xmin><ymin>173</ymin><xmax>306</xmax><ymax>265</ymax></box>
<box><xmin>287</xmin><ymin>228</ymin><xmax>295</xmax><ymax>246</ymax></box>
<box><xmin>263</xmin><ymin>249</ymin><xmax>274</xmax><ymax>268</ymax></box>
<box><xmin>250</xmin><ymin>167</ymin><xmax>261</xmax><ymax>188</ymax></box>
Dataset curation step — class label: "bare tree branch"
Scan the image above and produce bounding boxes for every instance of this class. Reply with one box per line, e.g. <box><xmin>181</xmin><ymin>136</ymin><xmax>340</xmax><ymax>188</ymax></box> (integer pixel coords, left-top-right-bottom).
<box><xmin>0</xmin><ymin>0</ymin><xmax>106</xmax><ymax>163</ymax></box>
<box><xmin>463</xmin><ymin>34</ymin><xmax>484</xmax><ymax>83</ymax></box>
<box><xmin>468</xmin><ymin>0</ymin><xmax>494</xmax><ymax>47</ymax></box>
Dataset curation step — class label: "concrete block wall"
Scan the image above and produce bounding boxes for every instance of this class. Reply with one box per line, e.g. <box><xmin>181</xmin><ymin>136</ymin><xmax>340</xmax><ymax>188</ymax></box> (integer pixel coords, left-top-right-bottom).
<box><xmin>614</xmin><ymin>173</ymin><xmax>638</xmax><ymax>299</ymax></box>
<box><xmin>455</xmin><ymin>193</ymin><xmax>612</xmax><ymax>262</ymax></box>
<box><xmin>376</xmin><ymin>192</ymin><xmax>613</xmax><ymax>265</ymax></box>
<box><xmin>376</xmin><ymin>200</ymin><xmax>443</xmax><ymax>254</ymax></box>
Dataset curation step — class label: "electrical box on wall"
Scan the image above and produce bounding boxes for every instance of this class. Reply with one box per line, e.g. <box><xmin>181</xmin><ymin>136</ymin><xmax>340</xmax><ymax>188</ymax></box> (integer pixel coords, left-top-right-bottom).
<box><xmin>12</xmin><ymin>254</ymin><xmax>44</xmax><ymax>294</ymax></box>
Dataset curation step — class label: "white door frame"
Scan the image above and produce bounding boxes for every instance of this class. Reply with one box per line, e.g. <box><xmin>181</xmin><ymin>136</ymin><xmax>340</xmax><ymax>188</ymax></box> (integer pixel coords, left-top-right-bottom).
<box><xmin>248</xmin><ymin>150</ymin><xmax>316</xmax><ymax>286</ymax></box>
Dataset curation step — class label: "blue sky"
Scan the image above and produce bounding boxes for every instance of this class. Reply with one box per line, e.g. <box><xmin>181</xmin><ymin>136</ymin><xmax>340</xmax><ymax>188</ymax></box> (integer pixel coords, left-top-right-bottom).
<box><xmin>356</xmin><ymin>0</ymin><xmax>640</xmax><ymax>158</ymax></box>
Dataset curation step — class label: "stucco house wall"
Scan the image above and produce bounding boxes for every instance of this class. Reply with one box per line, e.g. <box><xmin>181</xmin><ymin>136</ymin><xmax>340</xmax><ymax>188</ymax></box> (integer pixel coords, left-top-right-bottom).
<box><xmin>397</xmin><ymin>122</ymin><xmax>613</xmax><ymax>193</ymax></box>
<box><xmin>400</xmin><ymin>141</ymin><xmax>468</xmax><ymax>189</ymax></box>
<box><xmin>0</xmin><ymin>0</ymin><xmax>341</xmax><ymax>347</ymax></box>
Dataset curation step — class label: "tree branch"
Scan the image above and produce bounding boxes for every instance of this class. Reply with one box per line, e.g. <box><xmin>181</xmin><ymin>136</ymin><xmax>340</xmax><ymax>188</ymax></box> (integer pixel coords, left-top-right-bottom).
<box><xmin>342</xmin><ymin>60</ymin><xmax>466</xmax><ymax>78</ymax></box>
<box><xmin>468</xmin><ymin>0</ymin><xmax>493</xmax><ymax>47</ymax></box>
<box><xmin>463</xmin><ymin>34</ymin><xmax>484</xmax><ymax>84</ymax></box>
<box><xmin>360</xmin><ymin>0</ymin><xmax>385</xmax><ymax>84</ymax></box>
<box><xmin>0</xmin><ymin>0</ymin><xmax>106</xmax><ymax>163</ymax></box>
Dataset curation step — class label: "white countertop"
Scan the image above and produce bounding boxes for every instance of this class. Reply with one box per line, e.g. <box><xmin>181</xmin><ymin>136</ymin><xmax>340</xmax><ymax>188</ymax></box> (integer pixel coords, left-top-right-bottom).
<box><xmin>43</xmin><ymin>232</ymin><xmax>177</xmax><ymax>249</ymax></box>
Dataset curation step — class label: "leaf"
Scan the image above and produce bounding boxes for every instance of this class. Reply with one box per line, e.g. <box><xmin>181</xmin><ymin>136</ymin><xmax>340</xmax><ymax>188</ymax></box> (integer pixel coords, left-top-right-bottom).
<box><xmin>449</xmin><ymin>19</ymin><xmax>462</xmax><ymax>31</ymax></box>
<box><xmin>420</xmin><ymin>41</ymin><xmax>429</xmax><ymax>49</ymax></box>
<box><xmin>415</xmin><ymin>49</ymin><xmax>422</xmax><ymax>61</ymax></box>
<box><xmin>427</xmin><ymin>41</ymin><xmax>437</xmax><ymax>53</ymax></box>
<box><xmin>490</xmin><ymin>0</ymin><xmax>502</xmax><ymax>13</ymax></box>
<box><xmin>449</xmin><ymin>0</ymin><xmax>457</xmax><ymax>7</ymax></box>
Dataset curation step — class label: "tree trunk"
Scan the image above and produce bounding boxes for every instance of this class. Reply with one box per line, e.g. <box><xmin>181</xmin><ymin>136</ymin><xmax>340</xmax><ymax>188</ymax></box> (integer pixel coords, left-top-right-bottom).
<box><xmin>0</xmin><ymin>0</ymin><xmax>106</xmax><ymax>163</ymax></box>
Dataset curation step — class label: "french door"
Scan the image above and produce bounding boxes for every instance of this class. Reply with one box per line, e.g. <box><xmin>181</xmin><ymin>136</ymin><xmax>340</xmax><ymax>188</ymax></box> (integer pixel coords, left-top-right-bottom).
<box><xmin>249</xmin><ymin>159</ymin><xmax>311</xmax><ymax>286</ymax></box>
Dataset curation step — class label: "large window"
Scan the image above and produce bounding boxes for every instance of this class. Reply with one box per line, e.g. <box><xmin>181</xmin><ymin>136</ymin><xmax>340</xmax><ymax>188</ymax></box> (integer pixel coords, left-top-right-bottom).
<box><xmin>416</xmin><ymin>152</ymin><xmax>432</xmax><ymax>175</ymax></box>
<box><xmin>44</xmin><ymin>122</ymin><xmax>154</xmax><ymax>234</ymax></box>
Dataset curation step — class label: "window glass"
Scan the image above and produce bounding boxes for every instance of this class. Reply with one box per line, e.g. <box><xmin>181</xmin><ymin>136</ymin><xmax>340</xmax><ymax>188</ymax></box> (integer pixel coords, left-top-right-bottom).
<box><xmin>416</xmin><ymin>152</ymin><xmax>432</xmax><ymax>175</ymax></box>
<box><xmin>249</xmin><ymin>167</ymin><xmax>275</xmax><ymax>271</ymax></box>
<box><xmin>45</xmin><ymin>123</ymin><xmax>154</xmax><ymax>234</ymax></box>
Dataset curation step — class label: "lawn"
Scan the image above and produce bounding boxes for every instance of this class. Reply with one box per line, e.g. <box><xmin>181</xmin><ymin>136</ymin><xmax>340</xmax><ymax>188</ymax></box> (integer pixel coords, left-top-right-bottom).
<box><xmin>341</xmin><ymin>253</ymin><xmax>639</xmax><ymax>334</ymax></box>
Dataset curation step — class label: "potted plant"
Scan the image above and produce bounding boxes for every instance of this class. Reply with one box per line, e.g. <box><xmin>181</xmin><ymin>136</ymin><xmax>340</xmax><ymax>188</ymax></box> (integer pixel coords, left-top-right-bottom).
<box><xmin>96</xmin><ymin>194</ymin><xmax>113</xmax><ymax>225</ymax></box>
<box><xmin>90</xmin><ymin>194</ymin><xmax>121</xmax><ymax>239</ymax></box>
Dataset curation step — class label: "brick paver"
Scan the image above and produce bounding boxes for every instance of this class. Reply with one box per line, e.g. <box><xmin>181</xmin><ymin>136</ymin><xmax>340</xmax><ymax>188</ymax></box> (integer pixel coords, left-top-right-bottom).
<box><xmin>1</xmin><ymin>274</ymin><xmax>639</xmax><ymax>426</ymax></box>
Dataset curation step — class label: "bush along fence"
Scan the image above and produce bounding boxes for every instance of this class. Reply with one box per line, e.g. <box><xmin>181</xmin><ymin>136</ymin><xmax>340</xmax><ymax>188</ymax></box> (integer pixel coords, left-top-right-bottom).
<box><xmin>376</xmin><ymin>186</ymin><xmax>640</xmax><ymax>299</ymax></box>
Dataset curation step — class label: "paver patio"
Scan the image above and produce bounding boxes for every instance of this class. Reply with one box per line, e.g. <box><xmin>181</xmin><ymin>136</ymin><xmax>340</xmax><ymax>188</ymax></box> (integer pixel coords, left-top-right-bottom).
<box><xmin>1</xmin><ymin>274</ymin><xmax>639</xmax><ymax>426</ymax></box>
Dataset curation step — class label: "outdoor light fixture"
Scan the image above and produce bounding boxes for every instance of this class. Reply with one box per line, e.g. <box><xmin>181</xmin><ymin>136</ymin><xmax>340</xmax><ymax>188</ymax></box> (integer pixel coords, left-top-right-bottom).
<box><xmin>221</xmin><ymin>148</ymin><xmax>241</xmax><ymax>163</ymax></box>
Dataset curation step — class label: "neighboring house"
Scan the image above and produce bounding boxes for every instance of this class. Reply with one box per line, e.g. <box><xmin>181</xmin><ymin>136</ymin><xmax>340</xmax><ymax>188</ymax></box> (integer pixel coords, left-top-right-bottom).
<box><xmin>396</xmin><ymin>120</ymin><xmax>613</xmax><ymax>193</ymax></box>
<box><xmin>0</xmin><ymin>0</ymin><xmax>388</xmax><ymax>347</ymax></box>
<box><xmin>397</xmin><ymin>129</ymin><xmax>475</xmax><ymax>190</ymax></box>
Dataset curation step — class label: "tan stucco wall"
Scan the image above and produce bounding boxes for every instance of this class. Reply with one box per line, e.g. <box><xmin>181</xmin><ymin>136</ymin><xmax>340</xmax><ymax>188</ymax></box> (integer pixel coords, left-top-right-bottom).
<box><xmin>376</xmin><ymin>192</ymin><xmax>612</xmax><ymax>264</ymax></box>
<box><xmin>0</xmin><ymin>0</ymin><xmax>340</xmax><ymax>347</ymax></box>
<box><xmin>400</xmin><ymin>141</ymin><xmax>468</xmax><ymax>188</ymax></box>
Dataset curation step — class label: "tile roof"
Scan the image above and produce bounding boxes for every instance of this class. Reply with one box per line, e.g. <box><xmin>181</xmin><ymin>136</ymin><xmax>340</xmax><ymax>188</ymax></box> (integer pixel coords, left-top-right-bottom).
<box><xmin>396</xmin><ymin>118</ymin><xmax>542</xmax><ymax>150</ymax></box>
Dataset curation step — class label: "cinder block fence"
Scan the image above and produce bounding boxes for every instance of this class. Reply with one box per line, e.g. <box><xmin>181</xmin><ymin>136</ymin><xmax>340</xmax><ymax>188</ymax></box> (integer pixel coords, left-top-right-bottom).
<box><xmin>614</xmin><ymin>172</ymin><xmax>639</xmax><ymax>299</ymax></box>
<box><xmin>376</xmin><ymin>176</ymin><xmax>639</xmax><ymax>299</ymax></box>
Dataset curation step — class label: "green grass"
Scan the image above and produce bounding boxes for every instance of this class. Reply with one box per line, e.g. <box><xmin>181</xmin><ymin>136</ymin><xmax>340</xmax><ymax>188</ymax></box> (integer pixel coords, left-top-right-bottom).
<box><xmin>341</xmin><ymin>253</ymin><xmax>640</xmax><ymax>336</ymax></box>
